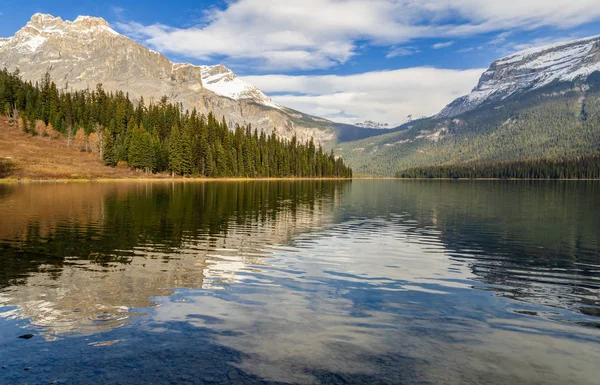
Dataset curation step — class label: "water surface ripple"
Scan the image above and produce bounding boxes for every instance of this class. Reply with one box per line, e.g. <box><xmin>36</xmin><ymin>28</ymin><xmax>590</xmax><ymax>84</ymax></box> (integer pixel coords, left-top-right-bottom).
<box><xmin>0</xmin><ymin>180</ymin><xmax>599</xmax><ymax>385</ymax></box>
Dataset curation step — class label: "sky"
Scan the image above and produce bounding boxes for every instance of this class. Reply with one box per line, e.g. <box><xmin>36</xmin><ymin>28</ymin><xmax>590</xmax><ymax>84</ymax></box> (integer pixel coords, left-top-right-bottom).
<box><xmin>2</xmin><ymin>1</ymin><xmax>600</xmax><ymax>126</ymax></box>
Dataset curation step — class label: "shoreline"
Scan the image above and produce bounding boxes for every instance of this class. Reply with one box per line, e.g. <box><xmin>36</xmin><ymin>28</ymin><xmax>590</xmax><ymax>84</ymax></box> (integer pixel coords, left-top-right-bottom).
<box><xmin>1</xmin><ymin>176</ymin><xmax>599</xmax><ymax>183</ymax></box>
<box><xmin>392</xmin><ymin>177</ymin><xmax>600</xmax><ymax>181</ymax></box>
<box><xmin>0</xmin><ymin>177</ymin><xmax>355</xmax><ymax>184</ymax></box>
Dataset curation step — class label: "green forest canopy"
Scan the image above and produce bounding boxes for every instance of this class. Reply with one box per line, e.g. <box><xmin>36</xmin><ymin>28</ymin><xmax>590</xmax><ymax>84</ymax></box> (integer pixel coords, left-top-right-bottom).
<box><xmin>0</xmin><ymin>69</ymin><xmax>352</xmax><ymax>178</ymax></box>
<box><xmin>396</xmin><ymin>155</ymin><xmax>600</xmax><ymax>179</ymax></box>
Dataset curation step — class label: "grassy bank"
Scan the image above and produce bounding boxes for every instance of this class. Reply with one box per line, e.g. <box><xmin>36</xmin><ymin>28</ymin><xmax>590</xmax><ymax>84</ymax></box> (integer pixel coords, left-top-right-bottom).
<box><xmin>0</xmin><ymin>116</ymin><xmax>156</xmax><ymax>180</ymax></box>
<box><xmin>0</xmin><ymin>117</ymin><xmax>352</xmax><ymax>182</ymax></box>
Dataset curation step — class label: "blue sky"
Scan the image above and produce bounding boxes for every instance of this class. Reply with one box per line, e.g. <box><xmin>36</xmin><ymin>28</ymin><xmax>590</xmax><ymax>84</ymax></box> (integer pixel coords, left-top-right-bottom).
<box><xmin>2</xmin><ymin>0</ymin><xmax>600</xmax><ymax>125</ymax></box>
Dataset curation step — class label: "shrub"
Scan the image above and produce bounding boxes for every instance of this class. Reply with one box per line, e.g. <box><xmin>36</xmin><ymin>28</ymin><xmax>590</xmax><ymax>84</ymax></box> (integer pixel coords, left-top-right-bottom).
<box><xmin>45</xmin><ymin>123</ymin><xmax>60</xmax><ymax>139</ymax></box>
<box><xmin>35</xmin><ymin>120</ymin><xmax>47</xmax><ymax>136</ymax></box>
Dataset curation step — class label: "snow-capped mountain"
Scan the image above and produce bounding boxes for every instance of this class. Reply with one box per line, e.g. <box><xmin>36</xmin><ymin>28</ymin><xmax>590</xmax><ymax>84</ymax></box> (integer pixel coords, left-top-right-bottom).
<box><xmin>196</xmin><ymin>64</ymin><xmax>281</xmax><ymax>109</ymax></box>
<box><xmin>353</xmin><ymin>121</ymin><xmax>390</xmax><ymax>129</ymax></box>
<box><xmin>0</xmin><ymin>13</ymin><xmax>333</xmax><ymax>143</ymax></box>
<box><xmin>336</xmin><ymin>33</ymin><xmax>600</xmax><ymax>175</ymax></box>
<box><xmin>438</xmin><ymin>35</ymin><xmax>600</xmax><ymax>118</ymax></box>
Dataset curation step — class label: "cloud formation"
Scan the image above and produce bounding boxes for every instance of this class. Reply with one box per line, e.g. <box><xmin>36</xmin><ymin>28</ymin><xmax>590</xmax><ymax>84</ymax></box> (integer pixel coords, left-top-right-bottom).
<box><xmin>386</xmin><ymin>46</ymin><xmax>420</xmax><ymax>59</ymax></box>
<box><xmin>111</xmin><ymin>6</ymin><xmax>125</xmax><ymax>20</ymax></box>
<box><xmin>242</xmin><ymin>68</ymin><xmax>484</xmax><ymax>125</ymax></box>
<box><xmin>116</xmin><ymin>0</ymin><xmax>600</xmax><ymax>70</ymax></box>
<box><xmin>432</xmin><ymin>41</ymin><xmax>454</xmax><ymax>49</ymax></box>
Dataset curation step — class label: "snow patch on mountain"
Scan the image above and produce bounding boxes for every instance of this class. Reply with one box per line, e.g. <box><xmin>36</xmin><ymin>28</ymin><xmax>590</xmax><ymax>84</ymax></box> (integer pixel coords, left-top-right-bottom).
<box><xmin>168</xmin><ymin>62</ymin><xmax>281</xmax><ymax>109</ymax></box>
<box><xmin>438</xmin><ymin>35</ymin><xmax>600</xmax><ymax>118</ymax></box>
<box><xmin>24</xmin><ymin>35</ymin><xmax>47</xmax><ymax>52</ymax></box>
<box><xmin>496</xmin><ymin>35</ymin><xmax>600</xmax><ymax>66</ymax></box>
<box><xmin>197</xmin><ymin>64</ymin><xmax>282</xmax><ymax>109</ymax></box>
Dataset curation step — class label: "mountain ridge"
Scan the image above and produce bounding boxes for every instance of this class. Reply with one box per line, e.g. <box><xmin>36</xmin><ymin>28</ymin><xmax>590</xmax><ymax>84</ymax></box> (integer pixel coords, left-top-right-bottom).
<box><xmin>438</xmin><ymin>34</ymin><xmax>600</xmax><ymax>118</ymax></box>
<box><xmin>0</xmin><ymin>13</ymin><xmax>340</xmax><ymax>144</ymax></box>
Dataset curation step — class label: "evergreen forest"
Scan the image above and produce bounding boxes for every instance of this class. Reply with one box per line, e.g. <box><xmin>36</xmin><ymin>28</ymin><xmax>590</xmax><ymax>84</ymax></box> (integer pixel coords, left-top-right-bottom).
<box><xmin>0</xmin><ymin>69</ymin><xmax>352</xmax><ymax>178</ymax></box>
<box><xmin>396</xmin><ymin>155</ymin><xmax>600</xmax><ymax>179</ymax></box>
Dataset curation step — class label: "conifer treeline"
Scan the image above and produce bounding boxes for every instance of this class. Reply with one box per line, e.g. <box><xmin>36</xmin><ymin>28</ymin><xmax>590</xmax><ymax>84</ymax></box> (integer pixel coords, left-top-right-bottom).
<box><xmin>0</xmin><ymin>69</ymin><xmax>352</xmax><ymax>178</ymax></box>
<box><xmin>396</xmin><ymin>155</ymin><xmax>600</xmax><ymax>179</ymax></box>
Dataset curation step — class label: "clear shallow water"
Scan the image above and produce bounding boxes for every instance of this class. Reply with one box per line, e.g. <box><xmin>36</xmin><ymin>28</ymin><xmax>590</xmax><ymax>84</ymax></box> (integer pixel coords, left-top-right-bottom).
<box><xmin>0</xmin><ymin>180</ymin><xmax>599</xmax><ymax>385</ymax></box>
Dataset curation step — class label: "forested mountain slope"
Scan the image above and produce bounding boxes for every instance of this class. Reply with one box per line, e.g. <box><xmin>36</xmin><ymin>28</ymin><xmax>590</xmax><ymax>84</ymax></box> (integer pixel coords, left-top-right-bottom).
<box><xmin>337</xmin><ymin>36</ymin><xmax>600</xmax><ymax>176</ymax></box>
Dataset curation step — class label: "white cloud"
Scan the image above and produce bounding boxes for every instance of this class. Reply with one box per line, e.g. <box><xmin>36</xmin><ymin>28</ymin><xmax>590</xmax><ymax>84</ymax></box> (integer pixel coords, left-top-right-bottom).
<box><xmin>510</xmin><ymin>35</ymin><xmax>583</xmax><ymax>52</ymax></box>
<box><xmin>242</xmin><ymin>67</ymin><xmax>483</xmax><ymax>125</ymax></box>
<box><xmin>432</xmin><ymin>41</ymin><xmax>454</xmax><ymax>49</ymax></box>
<box><xmin>111</xmin><ymin>6</ymin><xmax>125</xmax><ymax>20</ymax></box>
<box><xmin>487</xmin><ymin>31</ymin><xmax>514</xmax><ymax>46</ymax></box>
<box><xmin>461</xmin><ymin>31</ymin><xmax>587</xmax><ymax>59</ymax></box>
<box><xmin>116</xmin><ymin>0</ymin><xmax>600</xmax><ymax>71</ymax></box>
<box><xmin>386</xmin><ymin>46</ymin><xmax>420</xmax><ymax>58</ymax></box>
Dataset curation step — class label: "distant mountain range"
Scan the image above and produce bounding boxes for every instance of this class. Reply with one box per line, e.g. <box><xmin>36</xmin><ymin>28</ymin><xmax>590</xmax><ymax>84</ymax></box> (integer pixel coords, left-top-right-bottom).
<box><xmin>438</xmin><ymin>35</ymin><xmax>600</xmax><ymax>118</ymax></box>
<box><xmin>337</xmin><ymin>35</ymin><xmax>600</xmax><ymax>175</ymax></box>
<box><xmin>0</xmin><ymin>13</ymin><xmax>381</xmax><ymax>144</ymax></box>
<box><xmin>353</xmin><ymin>121</ymin><xmax>391</xmax><ymax>129</ymax></box>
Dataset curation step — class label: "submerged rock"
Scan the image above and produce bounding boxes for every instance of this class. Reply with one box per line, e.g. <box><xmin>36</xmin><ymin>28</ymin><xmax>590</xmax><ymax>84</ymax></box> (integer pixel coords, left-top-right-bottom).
<box><xmin>18</xmin><ymin>334</ymin><xmax>35</xmax><ymax>339</ymax></box>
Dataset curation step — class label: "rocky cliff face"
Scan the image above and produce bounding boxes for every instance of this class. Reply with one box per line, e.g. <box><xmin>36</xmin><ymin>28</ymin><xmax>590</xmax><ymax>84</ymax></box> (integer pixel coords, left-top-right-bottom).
<box><xmin>0</xmin><ymin>13</ymin><xmax>334</xmax><ymax>143</ymax></box>
<box><xmin>438</xmin><ymin>35</ymin><xmax>600</xmax><ymax>118</ymax></box>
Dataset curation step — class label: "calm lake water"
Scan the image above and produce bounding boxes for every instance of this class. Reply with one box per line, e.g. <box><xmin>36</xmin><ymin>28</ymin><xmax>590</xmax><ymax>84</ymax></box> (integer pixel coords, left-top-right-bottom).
<box><xmin>0</xmin><ymin>180</ymin><xmax>599</xmax><ymax>385</ymax></box>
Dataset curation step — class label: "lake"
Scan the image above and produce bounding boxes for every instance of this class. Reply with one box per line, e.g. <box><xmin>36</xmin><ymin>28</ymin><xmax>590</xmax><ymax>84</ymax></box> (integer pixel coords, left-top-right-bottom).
<box><xmin>0</xmin><ymin>180</ymin><xmax>599</xmax><ymax>385</ymax></box>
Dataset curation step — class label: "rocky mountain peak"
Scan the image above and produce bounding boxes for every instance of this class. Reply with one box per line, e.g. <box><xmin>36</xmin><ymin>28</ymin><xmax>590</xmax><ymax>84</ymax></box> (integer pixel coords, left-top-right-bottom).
<box><xmin>28</xmin><ymin>13</ymin><xmax>64</xmax><ymax>28</ymax></box>
<box><xmin>204</xmin><ymin>64</ymin><xmax>232</xmax><ymax>77</ymax></box>
<box><xmin>6</xmin><ymin>13</ymin><xmax>118</xmax><ymax>56</ymax></box>
<box><xmin>201</xmin><ymin>64</ymin><xmax>236</xmax><ymax>83</ymax></box>
<box><xmin>24</xmin><ymin>13</ymin><xmax>111</xmax><ymax>33</ymax></box>
<box><xmin>438</xmin><ymin>35</ymin><xmax>600</xmax><ymax>118</ymax></box>
<box><xmin>0</xmin><ymin>13</ymin><xmax>334</xmax><ymax>144</ymax></box>
<box><xmin>73</xmin><ymin>15</ymin><xmax>111</xmax><ymax>28</ymax></box>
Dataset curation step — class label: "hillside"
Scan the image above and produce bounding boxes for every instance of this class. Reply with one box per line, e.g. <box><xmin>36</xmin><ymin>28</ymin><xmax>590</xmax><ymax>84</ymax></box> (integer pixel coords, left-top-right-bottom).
<box><xmin>0</xmin><ymin>116</ymin><xmax>151</xmax><ymax>180</ymax></box>
<box><xmin>337</xmin><ymin>36</ymin><xmax>600</xmax><ymax>176</ymax></box>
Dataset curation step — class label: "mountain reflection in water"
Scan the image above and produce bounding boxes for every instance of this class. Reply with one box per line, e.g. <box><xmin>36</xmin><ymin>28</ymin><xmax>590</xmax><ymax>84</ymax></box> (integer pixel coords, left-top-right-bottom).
<box><xmin>0</xmin><ymin>180</ymin><xmax>599</xmax><ymax>385</ymax></box>
<box><xmin>0</xmin><ymin>181</ymin><xmax>343</xmax><ymax>336</ymax></box>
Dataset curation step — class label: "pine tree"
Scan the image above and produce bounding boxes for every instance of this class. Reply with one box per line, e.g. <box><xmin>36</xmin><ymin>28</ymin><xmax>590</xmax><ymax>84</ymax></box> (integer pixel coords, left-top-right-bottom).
<box><xmin>169</xmin><ymin>124</ymin><xmax>183</xmax><ymax>176</ymax></box>
<box><xmin>180</xmin><ymin>122</ymin><xmax>193</xmax><ymax>175</ymax></box>
<box><xmin>128</xmin><ymin>124</ymin><xmax>154</xmax><ymax>172</ymax></box>
<box><xmin>103</xmin><ymin>128</ymin><xmax>117</xmax><ymax>167</ymax></box>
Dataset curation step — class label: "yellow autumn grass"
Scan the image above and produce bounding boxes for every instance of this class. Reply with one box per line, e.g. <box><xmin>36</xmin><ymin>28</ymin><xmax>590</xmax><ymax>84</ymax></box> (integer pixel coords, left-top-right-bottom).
<box><xmin>0</xmin><ymin>116</ymin><xmax>353</xmax><ymax>182</ymax></box>
<box><xmin>0</xmin><ymin>116</ymin><xmax>161</xmax><ymax>180</ymax></box>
